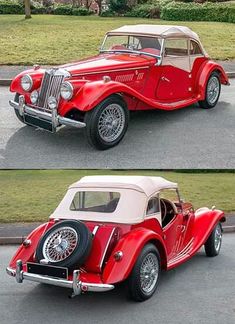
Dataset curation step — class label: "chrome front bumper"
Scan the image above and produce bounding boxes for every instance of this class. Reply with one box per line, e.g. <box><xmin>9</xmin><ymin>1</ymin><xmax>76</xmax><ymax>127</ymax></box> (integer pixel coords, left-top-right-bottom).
<box><xmin>6</xmin><ymin>260</ymin><xmax>114</xmax><ymax>297</ymax></box>
<box><xmin>9</xmin><ymin>95</ymin><xmax>86</xmax><ymax>132</ymax></box>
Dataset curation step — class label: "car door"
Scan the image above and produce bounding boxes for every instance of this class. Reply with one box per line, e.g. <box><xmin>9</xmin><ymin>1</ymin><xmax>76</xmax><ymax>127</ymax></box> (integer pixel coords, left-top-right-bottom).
<box><xmin>160</xmin><ymin>189</ymin><xmax>185</xmax><ymax>259</ymax></box>
<box><xmin>156</xmin><ymin>38</ymin><xmax>192</xmax><ymax>101</ymax></box>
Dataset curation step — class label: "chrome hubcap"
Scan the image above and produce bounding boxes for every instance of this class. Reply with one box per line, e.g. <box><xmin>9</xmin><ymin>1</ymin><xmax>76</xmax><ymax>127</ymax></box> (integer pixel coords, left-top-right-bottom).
<box><xmin>214</xmin><ymin>224</ymin><xmax>222</xmax><ymax>252</ymax></box>
<box><xmin>98</xmin><ymin>104</ymin><xmax>125</xmax><ymax>143</ymax></box>
<box><xmin>140</xmin><ymin>253</ymin><xmax>159</xmax><ymax>294</ymax></box>
<box><xmin>42</xmin><ymin>226</ymin><xmax>78</xmax><ymax>262</ymax></box>
<box><xmin>207</xmin><ymin>76</ymin><xmax>220</xmax><ymax>105</ymax></box>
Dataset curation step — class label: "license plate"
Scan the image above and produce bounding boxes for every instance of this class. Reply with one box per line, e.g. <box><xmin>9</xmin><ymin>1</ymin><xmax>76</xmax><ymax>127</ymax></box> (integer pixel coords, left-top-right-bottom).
<box><xmin>27</xmin><ymin>262</ymin><xmax>68</xmax><ymax>279</ymax></box>
<box><xmin>24</xmin><ymin>114</ymin><xmax>53</xmax><ymax>132</ymax></box>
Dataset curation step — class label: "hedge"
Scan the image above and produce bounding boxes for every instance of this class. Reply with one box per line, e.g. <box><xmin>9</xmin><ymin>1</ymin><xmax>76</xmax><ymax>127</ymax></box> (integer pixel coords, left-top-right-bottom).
<box><xmin>0</xmin><ymin>2</ymin><xmax>93</xmax><ymax>16</ymax></box>
<box><xmin>0</xmin><ymin>1</ymin><xmax>23</xmax><ymax>14</ymax></box>
<box><xmin>161</xmin><ymin>2</ymin><xmax>235</xmax><ymax>23</ymax></box>
<box><xmin>125</xmin><ymin>0</ymin><xmax>173</xmax><ymax>18</ymax></box>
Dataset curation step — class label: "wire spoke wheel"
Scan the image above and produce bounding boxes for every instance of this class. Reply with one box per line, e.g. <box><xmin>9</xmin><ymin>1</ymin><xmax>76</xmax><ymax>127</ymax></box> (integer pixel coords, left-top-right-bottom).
<box><xmin>140</xmin><ymin>252</ymin><xmax>159</xmax><ymax>294</ymax></box>
<box><xmin>42</xmin><ymin>226</ymin><xmax>79</xmax><ymax>262</ymax></box>
<box><xmin>214</xmin><ymin>224</ymin><xmax>222</xmax><ymax>252</ymax></box>
<box><xmin>206</xmin><ymin>76</ymin><xmax>220</xmax><ymax>105</ymax></box>
<box><xmin>98</xmin><ymin>104</ymin><xmax>125</xmax><ymax>143</ymax></box>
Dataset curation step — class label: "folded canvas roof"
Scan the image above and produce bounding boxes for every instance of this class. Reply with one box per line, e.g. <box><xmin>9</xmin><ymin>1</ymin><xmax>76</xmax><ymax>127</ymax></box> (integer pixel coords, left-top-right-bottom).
<box><xmin>108</xmin><ymin>24</ymin><xmax>200</xmax><ymax>41</ymax></box>
<box><xmin>69</xmin><ymin>175</ymin><xmax>178</xmax><ymax>197</ymax></box>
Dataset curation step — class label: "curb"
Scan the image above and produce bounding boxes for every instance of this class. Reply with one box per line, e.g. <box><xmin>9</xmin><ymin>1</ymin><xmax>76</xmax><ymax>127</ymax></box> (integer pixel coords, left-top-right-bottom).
<box><xmin>0</xmin><ymin>225</ymin><xmax>234</xmax><ymax>245</ymax></box>
<box><xmin>0</xmin><ymin>72</ymin><xmax>235</xmax><ymax>87</ymax></box>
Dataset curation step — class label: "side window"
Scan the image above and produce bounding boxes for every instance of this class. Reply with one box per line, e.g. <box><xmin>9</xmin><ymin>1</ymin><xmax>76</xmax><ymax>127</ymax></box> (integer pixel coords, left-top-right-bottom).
<box><xmin>164</xmin><ymin>39</ymin><xmax>188</xmax><ymax>56</ymax></box>
<box><xmin>190</xmin><ymin>40</ymin><xmax>203</xmax><ymax>55</ymax></box>
<box><xmin>146</xmin><ymin>197</ymin><xmax>160</xmax><ymax>215</ymax></box>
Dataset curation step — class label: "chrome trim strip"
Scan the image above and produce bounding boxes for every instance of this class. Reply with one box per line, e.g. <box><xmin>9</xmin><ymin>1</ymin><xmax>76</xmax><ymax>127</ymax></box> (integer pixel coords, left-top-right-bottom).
<box><xmin>9</xmin><ymin>100</ymin><xmax>86</xmax><ymax>131</ymax></box>
<box><xmin>99</xmin><ymin>228</ymin><xmax>116</xmax><ymax>269</ymax></box>
<box><xmin>72</xmin><ymin>66</ymin><xmax>149</xmax><ymax>77</ymax></box>
<box><xmin>92</xmin><ymin>225</ymin><xmax>99</xmax><ymax>236</ymax></box>
<box><xmin>100</xmin><ymin>49</ymin><xmax>161</xmax><ymax>60</ymax></box>
<box><xmin>6</xmin><ymin>262</ymin><xmax>114</xmax><ymax>295</ymax></box>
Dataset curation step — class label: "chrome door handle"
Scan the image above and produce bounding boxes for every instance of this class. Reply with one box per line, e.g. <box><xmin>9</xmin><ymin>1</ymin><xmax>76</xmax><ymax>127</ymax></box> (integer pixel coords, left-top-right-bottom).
<box><xmin>161</xmin><ymin>76</ymin><xmax>170</xmax><ymax>83</ymax></box>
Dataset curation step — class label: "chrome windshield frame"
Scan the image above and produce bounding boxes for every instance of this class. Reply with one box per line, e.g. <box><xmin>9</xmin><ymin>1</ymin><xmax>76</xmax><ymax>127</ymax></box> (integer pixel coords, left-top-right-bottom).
<box><xmin>99</xmin><ymin>33</ymin><xmax>164</xmax><ymax>65</ymax></box>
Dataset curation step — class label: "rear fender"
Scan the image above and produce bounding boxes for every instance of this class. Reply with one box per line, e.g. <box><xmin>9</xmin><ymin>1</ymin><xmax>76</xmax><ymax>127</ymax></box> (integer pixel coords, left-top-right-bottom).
<box><xmin>9</xmin><ymin>221</ymin><xmax>54</xmax><ymax>269</ymax></box>
<box><xmin>196</xmin><ymin>61</ymin><xmax>229</xmax><ymax>100</ymax></box>
<box><xmin>102</xmin><ymin>228</ymin><xmax>166</xmax><ymax>284</ymax></box>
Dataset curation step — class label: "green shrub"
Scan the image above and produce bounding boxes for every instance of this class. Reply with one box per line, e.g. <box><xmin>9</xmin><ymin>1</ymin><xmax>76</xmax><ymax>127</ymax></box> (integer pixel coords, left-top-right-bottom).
<box><xmin>54</xmin><ymin>5</ymin><xmax>72</xmax><ymax>15</ymax></box>
<box><xmin>100</xmin><ymin>10</ymin><xmax>115</xmax><ymax>17</ymax></box>
<box><xmin>0</xmin><ymin>1</ymin><xmax>23</xmax><ymax>14</ymax></box>
<box><xmin>72</xmin><ymin>7</ymin><xmax>91</xmax><ymax>16</ymax></box>
<box><xmin>125</xmin><ymin>0</ymin><xmax>173</xmax><ymax>18</ymax></box>
<box><xmin>161</xmin><ymin>2</ymin><xmax>235</xmax><ymax>23</ymax></box>
<box><xmin>126</xmin><ymin>3</ymin><xmax>160</xmax><ymax>18</ymax></box>
<box><xmin>109</xmin><ymin>0</ymin><xmax>129</xmax><ymax>14</ymax></box>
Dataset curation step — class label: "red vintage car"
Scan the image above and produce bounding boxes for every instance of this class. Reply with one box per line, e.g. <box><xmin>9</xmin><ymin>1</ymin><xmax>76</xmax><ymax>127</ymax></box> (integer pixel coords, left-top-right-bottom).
<box><xmin>9</xmin><ymin>25</ymin><xmax>229</xmax><ymax>150</ymax></box>
<box><xmin>6</xmin><ymin>176</ymin><xmax>225</xmax><ymax>301</ymax></box>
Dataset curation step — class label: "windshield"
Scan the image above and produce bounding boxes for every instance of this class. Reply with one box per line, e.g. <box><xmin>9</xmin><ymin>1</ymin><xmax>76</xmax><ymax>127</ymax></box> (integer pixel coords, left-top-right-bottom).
<box><xmin>100</xmin><ymin>34</ymin><xmax>163</xmax><ymax>58</ymax></box>
<box><xmin>70</xmin><ymin>191</ymin><xmax>120</xmax><ymax>213</ymax></box>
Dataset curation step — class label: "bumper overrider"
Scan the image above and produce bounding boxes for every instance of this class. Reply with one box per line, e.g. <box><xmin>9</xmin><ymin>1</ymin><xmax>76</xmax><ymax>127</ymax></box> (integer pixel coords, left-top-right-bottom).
<box><xmin>6</xmin><ymin>260</ymin><xmax>114</xmax><ymax>297</ymax></box>
<box><xmin>9</xmin><ymin>95</ymin><xmax>86</xmax><ymax>132</ymax></box>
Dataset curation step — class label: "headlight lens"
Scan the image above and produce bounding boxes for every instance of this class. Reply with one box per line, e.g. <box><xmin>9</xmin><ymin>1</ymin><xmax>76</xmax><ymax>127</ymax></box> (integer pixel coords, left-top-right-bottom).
<box><xmin>21</xmin><ymin>74</ymin><xmax>33</xmax><ymax>91</ymax></box>
<box><xmin>30</xmin><ymin>90</ymin><xmax>39</xmax><ymax>104</ymax></box>
<box><xmin>60</xmin><ymin>81</ymin><xmax>73</xmax><ymax>100</ymax></box>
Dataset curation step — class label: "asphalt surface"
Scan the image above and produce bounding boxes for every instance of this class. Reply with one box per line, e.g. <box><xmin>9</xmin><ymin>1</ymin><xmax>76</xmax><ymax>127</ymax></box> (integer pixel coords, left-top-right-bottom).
<box><xmin>0</xmin><ymin>80</ymin><xmax>235</xmax><ymax>169</ymax></box>
<box><xmin>1</xmin><ymin>234</ymin><xmax>235</xmax><ymax>324</ymax></box>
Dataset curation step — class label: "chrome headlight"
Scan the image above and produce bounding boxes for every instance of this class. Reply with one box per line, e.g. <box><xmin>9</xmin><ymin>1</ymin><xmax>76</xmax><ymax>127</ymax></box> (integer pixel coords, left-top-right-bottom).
<box><xmin>30</xmin><ymin>90</ymin><xmax>39</xmax><ymax>104</ymax></box>
<box><xmin>21</xmin><ymin>74</ymin><xmax>33</xmax><ymax>91</ymax></box>
<box><xmin>60</xmin><ymin>81</ymin><xmax>73</xmax><ymax>100</ymax></box>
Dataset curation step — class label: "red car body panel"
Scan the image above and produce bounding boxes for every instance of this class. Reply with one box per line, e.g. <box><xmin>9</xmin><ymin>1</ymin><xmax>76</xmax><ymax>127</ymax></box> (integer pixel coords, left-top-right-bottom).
<box><xmin>10</xmin><ymin>50</ymin><xmax>229</xmax><ymax>116</ymax></box>
<box><xmin>8</xmin><ymin>207</ymin><xmax>225</xmax><ymax>286</ymax></box>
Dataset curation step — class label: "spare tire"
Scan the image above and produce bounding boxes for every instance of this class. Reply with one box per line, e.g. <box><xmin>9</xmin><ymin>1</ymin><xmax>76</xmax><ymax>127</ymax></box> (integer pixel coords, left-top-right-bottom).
<box><xmin>35</xmin><ymin>220</ymin><xmax>92</xmax><ymax>269</ymax></box>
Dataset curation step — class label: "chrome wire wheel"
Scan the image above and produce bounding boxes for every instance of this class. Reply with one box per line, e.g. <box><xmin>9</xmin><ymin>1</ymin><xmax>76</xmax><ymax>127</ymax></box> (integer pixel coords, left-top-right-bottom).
<box><xmin>206</xmin><ymin>76</ymin><xmax>220</xmax><ymax>105</ymax></box>
<box><xmin>214</xmin><ymin>224</ymin><xmax>222</xmax><ymax>252</ymax></box>
<box><xmin>97</xmin><ymin>103</ymin><xmax>125</xmax><ymax>143</ymax></box>
<box><xmin>42</xmin><ymin>226</ymin><xmax>79</xmax><ymax>263</ymax></box>
<box><xmin>140</xmin><ymin>252</ymin><xmax>159</xmax><ymax>294</ymax></box>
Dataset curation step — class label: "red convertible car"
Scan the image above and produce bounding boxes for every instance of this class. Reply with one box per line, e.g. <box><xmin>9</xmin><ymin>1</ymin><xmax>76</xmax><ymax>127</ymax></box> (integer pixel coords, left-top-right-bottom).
<box><xmin>7</xmin><ymin>176</ymin><xmax>225</xmax><ymax>301</ymax></box>
<box><xmin>9</xmin><ymin>25</ymin><xmax>229</xmax><ymax>150</ymax></box>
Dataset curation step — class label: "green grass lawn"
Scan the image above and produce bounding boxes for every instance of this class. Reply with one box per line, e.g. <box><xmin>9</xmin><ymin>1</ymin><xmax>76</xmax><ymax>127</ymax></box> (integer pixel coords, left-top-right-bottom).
<box><xmin>0</xmin><ymin>170</ymin><xmax>234</xmax><ymax>223</ymax></box>
<box><xmin>0</xmin><ymin>15</ymin><xmax>234</xmax><ymax>65</ymax></box>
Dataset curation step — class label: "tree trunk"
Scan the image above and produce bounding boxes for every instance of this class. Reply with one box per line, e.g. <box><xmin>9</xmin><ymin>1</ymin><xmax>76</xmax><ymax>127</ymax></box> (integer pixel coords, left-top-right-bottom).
<box><xmin>24</xmin><ymin>0</ymin><xmax>31</xmax><ymax>19</ymax></box>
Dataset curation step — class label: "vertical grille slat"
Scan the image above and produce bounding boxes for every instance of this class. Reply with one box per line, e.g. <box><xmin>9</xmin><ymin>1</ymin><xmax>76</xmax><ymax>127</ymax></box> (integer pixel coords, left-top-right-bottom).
<box><xmin>38</xmin><ymin>70</ymin><xmax>65</xmax><ymax>110</ymax></box>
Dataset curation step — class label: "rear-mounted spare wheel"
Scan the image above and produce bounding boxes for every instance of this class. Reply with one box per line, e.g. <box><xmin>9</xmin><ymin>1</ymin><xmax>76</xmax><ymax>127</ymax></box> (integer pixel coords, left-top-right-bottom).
<box><xmin>35</xmin><ymin>220</ymin><xmax>92</xmax><ymax>269</ymax></box>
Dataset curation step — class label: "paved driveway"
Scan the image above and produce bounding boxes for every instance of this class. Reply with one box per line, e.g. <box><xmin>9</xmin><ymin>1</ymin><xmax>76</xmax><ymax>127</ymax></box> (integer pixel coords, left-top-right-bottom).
<box><xmin>1</xmin><ymin>234</ymin><xmax>235</xmax><ymax>324</ymax></box>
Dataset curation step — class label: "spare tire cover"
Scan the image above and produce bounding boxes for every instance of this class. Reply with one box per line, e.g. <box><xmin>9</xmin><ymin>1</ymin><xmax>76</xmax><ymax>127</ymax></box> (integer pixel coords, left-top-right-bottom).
<box><xmin>35</xmin><ymin>220</ymin><xmax>92</xmax><ymax>269</ymax></box>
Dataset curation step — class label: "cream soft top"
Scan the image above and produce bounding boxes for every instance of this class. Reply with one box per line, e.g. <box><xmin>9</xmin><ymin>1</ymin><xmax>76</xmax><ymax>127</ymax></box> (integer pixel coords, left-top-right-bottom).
<box><xmin>108</xmin><ymin>24</ymin><xmax>200</xmax><ymax>41</ymax></box>
<box><xmin>51</xmin><ymin>176</ymin><xmax>177</xmax><ymax>224</ymax></box>
<box><xmin>70</xmin><ymin>175</ymin><xmax>178</xmax><ymax>197</ymax></box>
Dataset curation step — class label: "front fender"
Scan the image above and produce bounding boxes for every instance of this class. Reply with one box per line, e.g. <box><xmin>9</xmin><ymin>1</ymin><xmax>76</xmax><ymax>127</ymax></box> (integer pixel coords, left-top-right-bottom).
<box><xmin>196</xmin><ymin>61</ymin><xmax>229</xmax><ymax>100</ymax></box>
<box><xmin>9</xmin><ymin>221</ymin><xmax>54</xmax><ymax>269</ymax></box>
<box><xmin>102</xmin><ymin>228</ymin><xmax>166</xmax><ymax>285</ymax></box>
<box><xmin>10</xmin><ymin>69</ymin><xmax>45</xmax><ymax>94</ymax></box>
<box><xmin>59</xmin><ymin>79</ymin><xmax>140</xmax><ymax>115</ymax></box>
<box><xmin>193</xmin><ymin>209</ymin><xmax>225</xmax><ymax>249</ymax></box>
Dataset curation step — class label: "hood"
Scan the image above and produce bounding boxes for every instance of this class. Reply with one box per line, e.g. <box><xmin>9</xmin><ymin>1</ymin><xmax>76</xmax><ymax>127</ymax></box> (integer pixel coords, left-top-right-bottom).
<box><xmin>60</xmin><ymin>53</ymin><xmax>155</xmax><ymax>77</ymax></box>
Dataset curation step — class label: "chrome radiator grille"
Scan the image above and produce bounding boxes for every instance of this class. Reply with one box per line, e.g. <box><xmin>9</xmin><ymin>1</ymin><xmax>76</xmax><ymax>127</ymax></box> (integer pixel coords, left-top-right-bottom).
<box><xmin>38</xmin><ymin>70</ymin><xmax>64</xmax><ymax>110</ymax></box>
